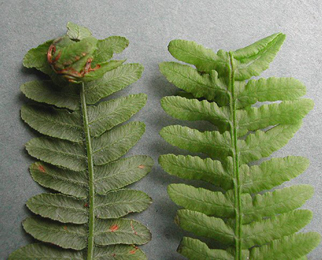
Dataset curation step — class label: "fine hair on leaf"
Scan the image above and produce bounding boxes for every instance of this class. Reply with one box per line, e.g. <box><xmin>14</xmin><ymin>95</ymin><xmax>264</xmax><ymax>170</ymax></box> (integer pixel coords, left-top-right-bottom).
<box><xmin>10</xmin><ymin>22</ymin><xmax>153</xmax><ymax>260</ymax></box>
<box><xmin>159</xmin><ymin>33</ymin><xmax>321</xmax><ymax>259</ymax></box>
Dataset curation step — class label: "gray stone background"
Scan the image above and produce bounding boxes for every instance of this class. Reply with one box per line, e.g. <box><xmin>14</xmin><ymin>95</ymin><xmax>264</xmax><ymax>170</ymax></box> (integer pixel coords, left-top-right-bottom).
<box><xmin>0</xmin><ymin>0</ymin><xmax>321</xmax><ymax>259</ymax></box>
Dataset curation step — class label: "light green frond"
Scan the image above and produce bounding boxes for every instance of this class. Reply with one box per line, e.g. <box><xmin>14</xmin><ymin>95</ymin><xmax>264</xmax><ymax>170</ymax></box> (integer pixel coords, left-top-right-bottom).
<box><xmin>243</xmin><ymin>185</ymin><xmax>314</xmax><ymax>223</ymax></box>
<box><xmin>161</xmin><ymin>96</ymin><xmax>230</xmax><ymax>131</ymax></box>
<box><xmin>167</xmin><ymin>39</ymin><xmax>220</xmax><ymax>72</ymax></box>
<box><xmin>242</xmin><ymin>210</ymin><xmax>312</xmax><ymax>248</ymax></box>
<box><xmin>168</xmin><ymin>184</ymin><xmax>234</xmax><ymax>217</ymax></box>
<box><xmin>176</xmin><ymin>209</ymin><xmax>235</xmax><ymax>244</ymax></box>
<box><xmin>237</xmin><ymin>99</ymin><xmax>314</xmax><ymax>134</ymax></box>
<box><xmin>159</xmin><ymin>34</ymin><xmax>318</xmax><ymax>259</ymax></box>
<box><xmin>250</xmin><ymin>232</ymin><xmax>321</xmax><ymax>260</ymax></box>
<box><xmin>240</xmin><ymin>156</ymin><xmax>310</xmax><ymax>193</ymax></box>
<box><xmin>239</xmin><ymin>123</ymin><xmax>302</xmax><ymax>164</ymax></box>
<box><xmin>159</xmin><ymin>62</ymin><xmax>225</xmax><ymax>100</ymax></box>
<box><xmin>178</xmin><ymin>237</ymin><xmax>234</xmax><ymax>260</ymax></box>
<box><xmin>159</xmin><ymin>154</ymin><xmax>233</xmax><ymax>189</ymax></box>
<box><xmin>160</xmin><ymin>125</ymin><xmax>232</xmax><ymax>160</ymax></box>
<box><xmin>233</xmin><ymin>33</ymin><xmax>286</xmax><ymax>80</ymax></box>
<box><xmin>236</xmin><ymin>77</ymin><xmax>307</xmax><ymax>108</ymax></box>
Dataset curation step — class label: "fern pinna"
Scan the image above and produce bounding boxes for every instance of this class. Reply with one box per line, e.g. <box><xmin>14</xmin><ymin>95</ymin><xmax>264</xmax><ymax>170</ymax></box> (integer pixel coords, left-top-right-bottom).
<box><xmin>9</xmin><ymin>22</ymin><xmax>153</xmax><ymax>259</ymax></box>
<box><xmin>159</xmin><ymin>33</ymin><xmax>321</xmax><ymax>259</ymax></box>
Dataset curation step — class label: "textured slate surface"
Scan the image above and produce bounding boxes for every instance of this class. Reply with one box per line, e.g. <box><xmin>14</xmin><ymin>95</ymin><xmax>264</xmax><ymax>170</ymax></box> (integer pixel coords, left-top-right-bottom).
<box><xmin>0</xmin><ymin>0</ymin><xmax>321</xmax><ymax>259</ymax></box>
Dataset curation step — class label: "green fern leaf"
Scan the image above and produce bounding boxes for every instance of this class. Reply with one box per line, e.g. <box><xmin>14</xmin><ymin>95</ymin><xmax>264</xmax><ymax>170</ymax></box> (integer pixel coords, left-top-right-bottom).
<box><xmin>178</xmin><ymin>237</ymin><xmax>234</xmax><ymax>260</ymax></box>
<box><xmin>10</xmin><ymin>22</ymin><xmax>152</xmax><ymax>259</ymax></box>
<box><xmin>26</xmin><ymin>193</ymin><xmax>88</xmax><ymax>224</ymax></box>
<box><xmin>20</xmin><ymin>80</ymin><xmax>80</xmax><ymax>110</ymax></box>
<box><xmin>159</xmin><ymin>34</ymin><xmax>320</xmax><ymax>259</ymax></box>
<box><xmin>30</xmin><ymin>162</ymin><xmax>88</xmax><ymax>199</ymax></box>
<box><xmin>67</xmin><ymin>22</ymin><xmax>92</xmax><ymax>40</ymax></box>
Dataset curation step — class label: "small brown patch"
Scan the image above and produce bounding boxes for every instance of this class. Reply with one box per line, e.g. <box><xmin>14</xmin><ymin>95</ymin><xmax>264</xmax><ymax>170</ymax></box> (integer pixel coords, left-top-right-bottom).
<box><xmin>63</xmin><ymin>226</ymin><xmax>67</xmax><ymax>230</ymax></box>
<box><xmin>129</xmin><ymin>246</ymin><xmax>138</xmax><ymax>254</ymax></box>
<box><xmin>130</xmin><ymin>220</ymin><xmax>138</xmax><ymax>235</ymax></box>
<box><xmin>138</xmin><ymin>165</ymin><xmax>145</xmax><ymax>169</ymax></box>
<box><xmin>109</xmin><ymin>224</ymin><xmax>119</xmax><ymax>232</ymax></box>
<box><xmin>38</xmin><ymin>165</ymin><xmax>46</xmax><ymax>173</ymax></box>
<box><xmin>84</xmin><ymin>203</ymin><xmax>89</xmax><ymax>208</ymax></box>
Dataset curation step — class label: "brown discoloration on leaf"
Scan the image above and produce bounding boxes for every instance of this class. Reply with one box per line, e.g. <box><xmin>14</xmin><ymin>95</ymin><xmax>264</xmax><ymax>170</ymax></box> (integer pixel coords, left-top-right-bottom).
<box><xmin>84</xmin><ymin>202</ymin><xmax>89</xmax><ymax>208</ymax></box>
<box><xmin>46</xmin><ymin>41</ymin><xmax>100</xmax><ymax>82</ymax></box>
<box><xmin>129</xmin><ymin>246</ymin><xmax>138</xmax><ymax>254</ymax></box>
<box><xmin>109</xmin><ymin>224</ymin><xmax>119</xmax><ymax>232</ymax></box>
<box><xmin>130</xmin><ymin>220</ymin><xmax>138</xmax><ymax>235</ymax></box>
<box><xmin>138</xmin><ymin>165</ymin><xmax>145</xmax><ymax>169</ymax></box>
<box><xmin>38</xmin><ymin>164</ymin><xmax>46</xmax><ymax>173</ymax></box>
<box><xmin>63</xmin><ymin>226</ymin><xmax>67</xmax><ymax>230</ymax></box>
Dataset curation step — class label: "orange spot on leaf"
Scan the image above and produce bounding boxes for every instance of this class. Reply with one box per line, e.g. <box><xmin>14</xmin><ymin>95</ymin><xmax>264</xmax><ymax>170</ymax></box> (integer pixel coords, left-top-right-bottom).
<box><xmin>138</xmin><ymin>165</ymin><xmax>145</xmax><ymax>169</ymax></box>
<box><xmin>38</xmin><ymin>165</ymin><xmax>46</xmax><ymax>173</ymax></box>
<box><xmin>63</xmin><ymin>226</ymin><xmax>67</xmax><ymax>230</ymax></box>
<box><xmin>130</xmin><ymin>221</ymin><xmax>138</xmax><ymax>235</ymax></box>
<box><xmin>109</xmin><ymin>224</ymin><xmax>119</xmax><ymax>232</ymax></box>
<box><xmin>129</xmin><ymin>246</ymin><xmax>138</xmax><ymax>254</ymax></box>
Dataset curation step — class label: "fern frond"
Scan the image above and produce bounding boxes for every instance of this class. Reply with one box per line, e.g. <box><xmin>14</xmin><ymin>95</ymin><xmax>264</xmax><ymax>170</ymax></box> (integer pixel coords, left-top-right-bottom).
<box><xmin>159</xmin><ymin>34</ymin><xmax>320</xmax><ymax>259</ymax></box>
<box><xmin>10</xmin><ymin>22</ymin><xmax>152</xmax><ymax>259</ymax></box>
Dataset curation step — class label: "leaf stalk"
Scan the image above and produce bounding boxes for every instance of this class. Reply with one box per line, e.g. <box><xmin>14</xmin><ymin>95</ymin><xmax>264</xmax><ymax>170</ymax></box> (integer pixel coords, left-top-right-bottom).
<box><xmin>81</xmin><ymin>82</ymin><xmax>95</xmax><ymax>260</ymax></box>
<box><xmin>229</xmin><ymin>52</ymin><xmax>242</xmax><ymax>259</ymax></box>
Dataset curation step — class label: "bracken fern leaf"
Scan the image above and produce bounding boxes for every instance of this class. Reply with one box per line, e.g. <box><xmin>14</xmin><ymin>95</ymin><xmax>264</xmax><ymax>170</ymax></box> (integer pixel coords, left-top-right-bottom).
<box><xmin>159</xmin><ymin>33</ymin><xmax>320</xmax><ymax>259</ymax></box>
<box><xmin>10</xmin><ymin>22</ymin><xmax>153</xmax><ymax>260</ymax></box>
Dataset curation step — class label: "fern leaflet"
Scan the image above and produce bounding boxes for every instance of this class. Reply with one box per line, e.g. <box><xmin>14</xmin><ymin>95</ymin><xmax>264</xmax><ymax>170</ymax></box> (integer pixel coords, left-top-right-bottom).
<box><xmin>159</xmin><ymin>33</ymin><xmax>321</xmax><ymax>259</ymax></box>
<box><xmin>9</xmin><ymin>22</ymin><xmax>153</xmax><ymax>260</ymax></box>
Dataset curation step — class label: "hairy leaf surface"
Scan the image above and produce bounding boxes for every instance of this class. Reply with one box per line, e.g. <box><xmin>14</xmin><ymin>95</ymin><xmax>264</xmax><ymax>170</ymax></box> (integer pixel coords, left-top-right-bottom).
<box><xmin>10</xmin><ymin>22</ymin><xmax>152</xmax><ymax>260</ymax></box>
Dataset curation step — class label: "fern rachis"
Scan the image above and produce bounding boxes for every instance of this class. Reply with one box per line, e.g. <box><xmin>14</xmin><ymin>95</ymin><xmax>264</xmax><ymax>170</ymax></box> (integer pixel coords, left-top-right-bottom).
<box><xmin>10</xmin><ymin>22</ymin><xmax>153</xmax><ymax>259</ymax></box>
<box><xmin>159</xmin><ymin>34</ymin><xmax>321</xmax><ymax>259</ymax></box>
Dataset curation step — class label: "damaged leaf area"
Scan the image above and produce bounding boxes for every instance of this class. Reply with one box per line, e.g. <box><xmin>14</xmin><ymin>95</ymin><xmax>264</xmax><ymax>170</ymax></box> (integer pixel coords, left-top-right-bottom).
<box><xmin>159</xmin><ymin>34</ymin><xmax>320</xmax><ymax>259</ymax></box>
<box><xmin>10</xmin><ymin>22</ymin><xmax>153</xmax><ymax>260</ymax></box>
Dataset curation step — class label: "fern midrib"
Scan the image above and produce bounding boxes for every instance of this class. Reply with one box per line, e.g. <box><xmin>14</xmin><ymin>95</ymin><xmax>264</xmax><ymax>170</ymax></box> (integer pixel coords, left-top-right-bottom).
<box><xmin>229</xmin><ymin>52</ymin><xmax>242</xmax><ymax>259</ymax></box>
<box><xmin>80</xmin><ymin>83</ymin><xmax>95</xmax><ymax>260</ymax></box>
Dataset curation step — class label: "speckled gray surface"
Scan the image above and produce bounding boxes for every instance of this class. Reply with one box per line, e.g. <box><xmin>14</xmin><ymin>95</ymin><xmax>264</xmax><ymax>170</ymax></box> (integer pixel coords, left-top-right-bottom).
<box><xmin>0</xmin><ymin>0</ymin><xmax>321</xmax><ymax>259</ymax></box>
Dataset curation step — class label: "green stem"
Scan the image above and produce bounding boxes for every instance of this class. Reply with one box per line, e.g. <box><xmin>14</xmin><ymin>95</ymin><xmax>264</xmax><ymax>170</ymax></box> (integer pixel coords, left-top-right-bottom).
<box><xmin>80</xmin><ymin>83</ymin><xmax>95</xmax><ymax>260</ymax></box>
<box><xmin>228</xmin><ymin>52</ymin><xmax>242</xmax><ymax>260</ymax></box>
